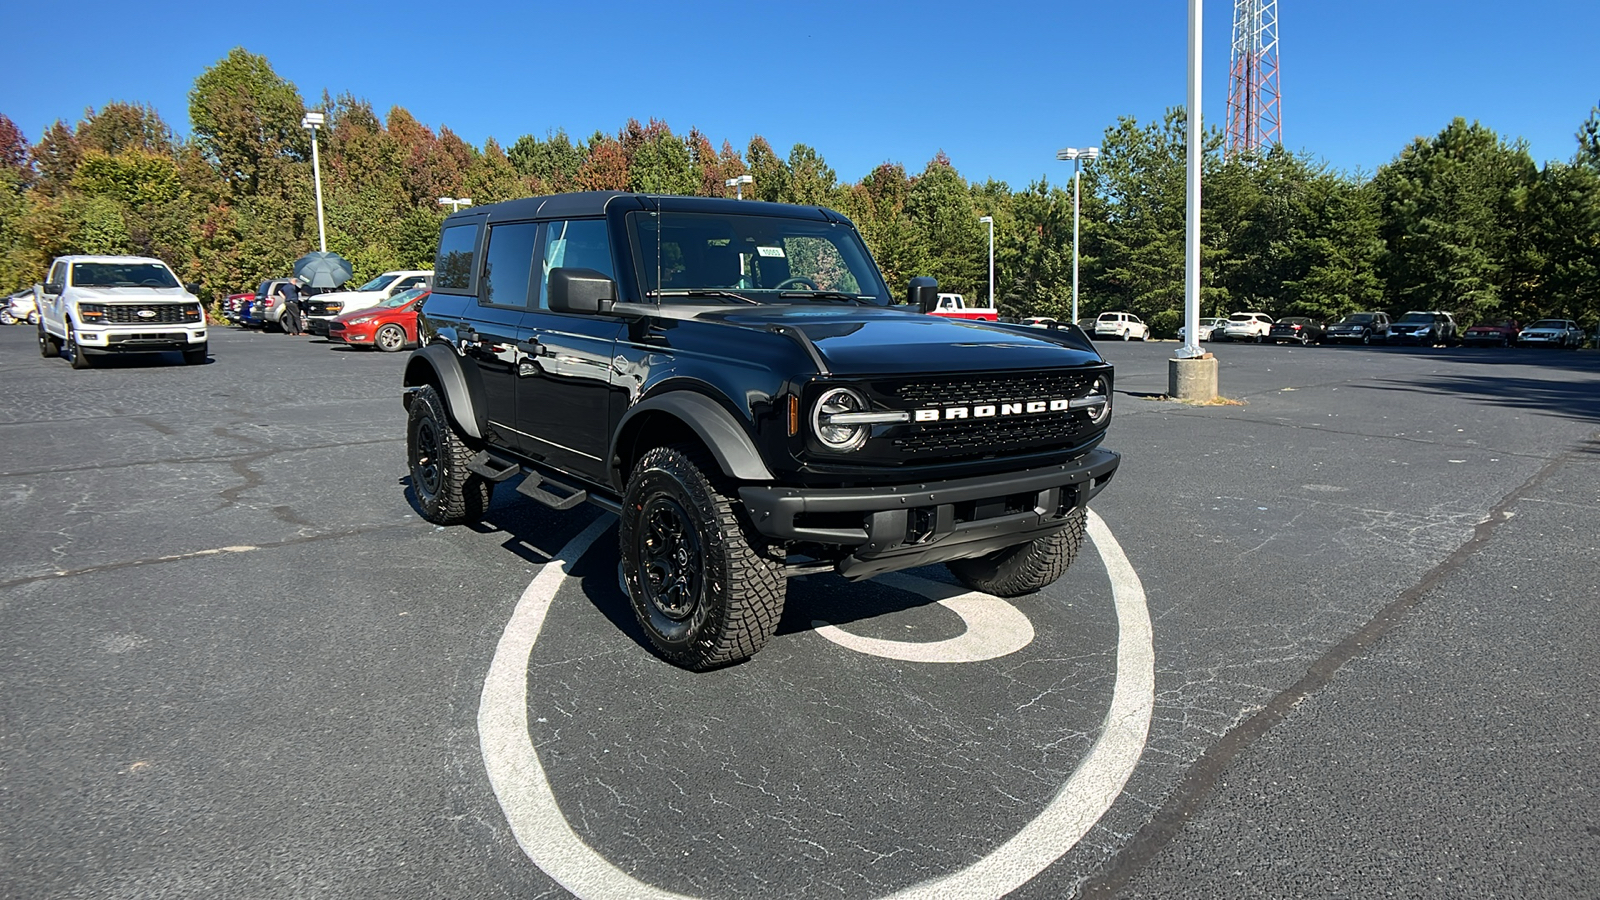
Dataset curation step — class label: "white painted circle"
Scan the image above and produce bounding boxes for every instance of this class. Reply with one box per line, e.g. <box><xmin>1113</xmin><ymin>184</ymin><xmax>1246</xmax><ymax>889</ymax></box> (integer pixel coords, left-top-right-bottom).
<box><xmin>478</xmin><ymin>509</ymin><xmax>1154</xmax><ymax>899</ymax></box>
<box><xmin>812</xmin><ymin>572</ymin><xmax>1035</xmax><ymax>663</ymax></box>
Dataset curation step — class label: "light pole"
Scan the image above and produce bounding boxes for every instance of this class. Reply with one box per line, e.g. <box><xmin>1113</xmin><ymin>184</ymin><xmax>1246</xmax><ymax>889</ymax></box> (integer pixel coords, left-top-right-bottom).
<box><xmin>438</xmin><ymin>197</ymin><xmax>473</xmax><ymax>213</ymax></box>
<box><xmin>301</xmin><ymin>111</ymin><xmax>327</xmax><ymax>252</ymax></box>
<box><xmin>978</xmin><ymin>215</ymin><xmax>994</xmax><ymax>307</ymax></box>
<box><xmin>1055</xmin><ymin>146</ymin><xmax>1099</xmax><ymax>324</ymax></box>
<box><xmin>724</xmin><ymin>174</ymin><xmax>752</xmax><ymax>200</ymax></box>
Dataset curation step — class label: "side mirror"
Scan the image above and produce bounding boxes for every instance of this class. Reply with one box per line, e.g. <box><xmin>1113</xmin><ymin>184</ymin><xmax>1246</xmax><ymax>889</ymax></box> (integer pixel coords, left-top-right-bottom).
<box><xmin>907</xmin><ymin>276</ymin><xmax>938</xmax><ymax>313</ymax></box>
<box><xmin>548</xmin><ymin>267</ymin><xmax>616</xmax><ymax>314</ymax></box>
<box><xmin>44</xmin><ymin>282</ymin><xmax>62</xmax><ymax>295</ymax></box>
<box><xmin>184</xmin><ymin>282</ymin><xmax>200</xmax><ymax>294</ymax></box>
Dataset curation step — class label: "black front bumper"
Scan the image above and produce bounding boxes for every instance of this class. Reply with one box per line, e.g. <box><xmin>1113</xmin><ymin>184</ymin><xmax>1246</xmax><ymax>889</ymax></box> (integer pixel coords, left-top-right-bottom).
<box><xmin>739</xmin><ymin>449</ymin><xmax>1120</xmax><ymax>581</ymax></box>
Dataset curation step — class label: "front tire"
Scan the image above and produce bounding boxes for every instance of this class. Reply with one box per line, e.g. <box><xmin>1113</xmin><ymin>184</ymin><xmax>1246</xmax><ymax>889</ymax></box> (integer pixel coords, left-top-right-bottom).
<box><xmin>406</xmin><ymin>385</ymin><xmax>491</xmax><ymax>525</ymax></box>
<box><xmin>0</xmin><ymin>309</ymin><xmax>14</xmax><ymax>326</ymax></box>
<box><xmin>621</xmin><ymin>445</ymin><xmax>785</xmax><ymax>671</ymax></box>
<box><xmin>67</xmin><ymin>326</ymin><xmax>93</xmax><ymax>369</ymax></box>
<box><xmin>183</xmin><ymin>344</ymin><xmax>208</xmax><ymax>365</ymax></box>
<box><xmin>947</xmin><ymin>506</ymin><xmax>1086</xmax><ymax>597</ymax></box>
<box><xmin>375</xmin><ymin>324</ymin><xmax>406</xmax><ymax>352</ymax></box>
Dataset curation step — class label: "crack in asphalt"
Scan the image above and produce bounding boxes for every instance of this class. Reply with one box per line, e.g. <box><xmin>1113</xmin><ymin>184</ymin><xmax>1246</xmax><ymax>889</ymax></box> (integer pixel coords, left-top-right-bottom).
<box><xmin>1077</xmin><ymin>445</ymin><xmax>1577</xmax><ymax>899</ymax></box>
<box><xmin>0</xmin><ymin>522</ymin><xmax>415</xmax><ymax>590</ymax></box>
<box><xmin>0</xmin><ymin>437</ymin><xmax>404</xmax><ymax>479</ymax></box>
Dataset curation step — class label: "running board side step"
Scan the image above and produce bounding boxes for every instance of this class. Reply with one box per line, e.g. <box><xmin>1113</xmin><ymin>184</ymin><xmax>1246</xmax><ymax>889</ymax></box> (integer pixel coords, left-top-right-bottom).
<box><xmin>467</xmin><ymin>450</ymin><xmax>612</xmax><ymax>513</ymax></box>
<box><xmin>515</xmin><ymin>472</ymin><xmax>588</xmax><ymax>510</ymax></box>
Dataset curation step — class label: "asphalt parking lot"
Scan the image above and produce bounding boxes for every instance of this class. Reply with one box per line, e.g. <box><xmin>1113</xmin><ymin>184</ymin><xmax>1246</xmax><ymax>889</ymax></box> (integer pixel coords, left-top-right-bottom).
<box><xmin>1</xmin><ymin>325</ymin><xmax>1596</xmax><ymax>899</ymax></box>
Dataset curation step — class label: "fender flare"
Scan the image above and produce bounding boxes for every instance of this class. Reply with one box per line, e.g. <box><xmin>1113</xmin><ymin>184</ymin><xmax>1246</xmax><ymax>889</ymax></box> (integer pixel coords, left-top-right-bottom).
<box><xmin>613</xmin><ymin>391</ymin><xmax>774</xmax><ymax>484</ymax></box>
<box><xmin>404</xmin><ymin>343</ymin><xmax>483</xmax><ymax>441</ymax></box>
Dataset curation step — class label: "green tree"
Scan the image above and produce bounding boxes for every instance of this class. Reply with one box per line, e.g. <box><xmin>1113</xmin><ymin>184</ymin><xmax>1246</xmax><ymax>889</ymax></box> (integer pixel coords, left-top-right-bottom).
<box><xmin>905</xmin><ymin>152</ymin><xmax>984</xmax><ymax>299</ymax></box>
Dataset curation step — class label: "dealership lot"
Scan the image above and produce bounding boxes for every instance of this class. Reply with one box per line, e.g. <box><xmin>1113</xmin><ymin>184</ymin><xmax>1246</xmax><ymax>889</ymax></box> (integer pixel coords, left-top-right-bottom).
<box><xmin>1</xmin><ymin>326</ymin><xmax>1596</xmax><ymax>899</ymax></box>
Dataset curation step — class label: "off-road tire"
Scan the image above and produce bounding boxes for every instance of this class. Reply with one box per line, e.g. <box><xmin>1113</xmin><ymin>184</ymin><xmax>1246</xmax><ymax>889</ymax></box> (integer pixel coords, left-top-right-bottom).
<box><xmin>183</xmin><ymin>344</ymin><xmax>208</xmax><ymax>365</ymax></box>
<box><xmin>375</xmin><ymin>324</ymin><xmax>406</xmax><ymax>352</ymax></box>
<box><xmin>620</xmin><ymin>445</ymin><xmax>785</xmax><ymax>670</ymax></box>
<box><xmin>38</xmin><ymin>326</ymin><xmax>60</xmax><ymax>358</ymax></box>
<box><xmin>67</xmin><ymin>327</ymin><xmax>93</xmax><ymax>369</ymax></box>
<box><xmin>947</xmin><ymin>505</ymin><xmax>1087</xmax><ymax>597</ymax></box>
<box><xmin>406</xmin><ymin>385</ymin><xmax>490</xmax><ymax>525</ymax></box>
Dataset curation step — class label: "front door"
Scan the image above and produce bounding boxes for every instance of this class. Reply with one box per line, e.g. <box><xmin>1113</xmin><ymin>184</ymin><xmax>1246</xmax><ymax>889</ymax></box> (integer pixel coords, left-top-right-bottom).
<box><xmin>516</xmin><ymin>218</ymin><xmax>626</xmax><ymax>484</ymax></box>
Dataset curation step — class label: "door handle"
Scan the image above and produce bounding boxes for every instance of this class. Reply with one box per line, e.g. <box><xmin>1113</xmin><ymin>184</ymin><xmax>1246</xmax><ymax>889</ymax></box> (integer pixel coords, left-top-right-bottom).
<box><xmin>517</xmin><ymin>339</ymin><xmax>544</xmax><ymax>356</ymax></box>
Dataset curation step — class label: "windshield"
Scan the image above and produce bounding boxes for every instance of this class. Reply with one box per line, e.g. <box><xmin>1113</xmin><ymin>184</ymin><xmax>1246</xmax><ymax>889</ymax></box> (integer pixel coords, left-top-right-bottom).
<box><xmin>1396</xmin><ymin>313</ymin><xmax>1434</xmax><ymax>324</ymax></box>
<box><xmin>1336</xmin><ymin>314</ymin><xmax>1374</xmax><ymax>324</ymax></box>
<box><xmin>627</xmin><ymin>211</ymin><xmax>889</xmax><ymax>304</ymax></box>
<box><xmin>1228</xmin><ymin>314</ymin><xmax>1254</xmax><ymax>322</ymax></box>
<box><xmin>356</xmin><ymin>274</ymin><xmax>400</xmax><ymax>293</ymax></box>
<box><xmin>1530</xmin><ymin>319</ymin><xmax>1565</xmax><ymax>328</ymax></box>
<box><xmin>71</xmin><ymin>262</ymin><xmax>180</xmax><ymax>289</ymax></box>
<box><xmin>380</xmin><ymin>288</ymin><xmax>427</xmax><ymax>308</ymax></box>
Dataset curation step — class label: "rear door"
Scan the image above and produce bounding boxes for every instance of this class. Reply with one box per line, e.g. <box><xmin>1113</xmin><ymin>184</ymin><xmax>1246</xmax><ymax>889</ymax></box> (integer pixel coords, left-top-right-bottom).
<box><xmin>463</xmin><ymin>220</ymin><xmax>542</xmax><ymax>456</ymax></box>
<box><xmin>516</xmin><ymin>218</ymin><xmax>627</xmax><ymax>483</ymax></box>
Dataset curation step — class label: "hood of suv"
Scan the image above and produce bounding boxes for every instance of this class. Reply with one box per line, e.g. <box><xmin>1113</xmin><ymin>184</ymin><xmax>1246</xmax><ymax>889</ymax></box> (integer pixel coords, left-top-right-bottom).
<box><xmin>70</xmin><ymin>286</ymin><xmax>196</xmax><ymax>303</ymax></box>
<box><xmin>713</xmin><ymin>307</ymin><xmax>1105</xmax><ymax>374</ymax></box>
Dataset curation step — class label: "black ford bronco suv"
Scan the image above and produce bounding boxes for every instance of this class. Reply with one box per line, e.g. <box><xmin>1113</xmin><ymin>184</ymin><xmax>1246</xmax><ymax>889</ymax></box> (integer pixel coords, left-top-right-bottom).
<box><xmin>403</xmin><ymin>192</ymin><xmax>1119</xmax><ymax>669</ymax></box>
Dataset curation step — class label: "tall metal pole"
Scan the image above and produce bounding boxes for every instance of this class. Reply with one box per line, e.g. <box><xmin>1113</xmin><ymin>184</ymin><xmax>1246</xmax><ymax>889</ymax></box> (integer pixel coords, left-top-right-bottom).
<box><xmin>1072</xmin><ymin>158</ymin><xmax>1082</xmax><ymax>325</ymax></box>
<box><xmin>309</xmin><ymin>125</ymin><xmax>327</xmax><ymax>253</ymax></box>
<box><xmin>979</xmin><ymin>216</ymin><xmax>994</xmax><ymax>307</ymax></box>
<box><xmin>1180</xmin><ymin>0</ymin><xmax>1203</xmax><ymax>358</ymax></box>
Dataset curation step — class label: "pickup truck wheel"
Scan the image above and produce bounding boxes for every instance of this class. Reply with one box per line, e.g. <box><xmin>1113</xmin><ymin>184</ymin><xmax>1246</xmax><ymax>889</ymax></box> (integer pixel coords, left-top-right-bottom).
<box><xmin>947</xmin><ymin>506</ymin><xmax>1086</xmax><ymax>597</ymax></box>
<box><xmin>67</xmin><ymin>327</ymin><xmax>93</xmax><ymax>369</ymax></box>
<box><xmin>38</xmin><ymin>326</ymin><xmax>60</xmax><ymax>358</ymax></box>
<box><xmin>183</xmin><ymin>344</ymin><xmax>208</xmax><ymax>365</ymax></box>
<box><xmin>621</xmin><ymin>445</ymin><xmax>785</xmax><ymax>670</ymax></box>
<box><xmin>375</xmin><ymin>324</ymin><xmax>406</xmax><ymax>352</ymax></box>
<box><xmin>406</xmin><ymin>385</ymin><xmax>490</xmax><ymax>525</ymax></box>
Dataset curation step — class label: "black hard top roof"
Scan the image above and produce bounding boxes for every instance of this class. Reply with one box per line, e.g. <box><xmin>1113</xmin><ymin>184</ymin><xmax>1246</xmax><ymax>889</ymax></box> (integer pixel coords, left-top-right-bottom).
<box><xmin>442</xmin><ymin>191</ymin><xmax>848</xmax><ymax>225</ymax></box>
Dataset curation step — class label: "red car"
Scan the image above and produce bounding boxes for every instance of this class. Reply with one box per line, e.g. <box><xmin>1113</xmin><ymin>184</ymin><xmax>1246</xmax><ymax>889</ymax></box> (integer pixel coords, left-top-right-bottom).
<box><xmin>1461</xmin><ymin>319</ymin><xmax>1520</xmax><ymax>347</ymax></box>
<box><xmin>327</xmin><ymin>288</ymin><xmax>428</xmax><ymax>352</ymax></box>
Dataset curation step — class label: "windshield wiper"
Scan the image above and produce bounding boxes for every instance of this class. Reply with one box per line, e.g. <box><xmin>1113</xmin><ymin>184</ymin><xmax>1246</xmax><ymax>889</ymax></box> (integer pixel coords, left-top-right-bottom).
<box><xmin>648</xmin><ymin>289</ymin><xmax>760</xmax><ymax>305</ymax></box>
<box><xmin>777</xmin><ymin>291</ymin><xmax>871</xmax><ymax>305</ymax></box>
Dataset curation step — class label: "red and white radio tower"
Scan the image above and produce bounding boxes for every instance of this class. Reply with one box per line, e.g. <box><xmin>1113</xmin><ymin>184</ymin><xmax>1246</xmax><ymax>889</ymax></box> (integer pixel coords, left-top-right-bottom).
<box><xmin>1226</xmin><ymin>0</ymin><xmax>1281</xmax><ymax>157</ymax></box>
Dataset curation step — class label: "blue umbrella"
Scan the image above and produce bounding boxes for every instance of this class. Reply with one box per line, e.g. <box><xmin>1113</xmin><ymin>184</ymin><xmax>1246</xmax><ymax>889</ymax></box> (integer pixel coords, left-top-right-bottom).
<box><xmin>293</xmin><ymin>251</ymin><xmax>353</xmax><ymax>289</ymax></box>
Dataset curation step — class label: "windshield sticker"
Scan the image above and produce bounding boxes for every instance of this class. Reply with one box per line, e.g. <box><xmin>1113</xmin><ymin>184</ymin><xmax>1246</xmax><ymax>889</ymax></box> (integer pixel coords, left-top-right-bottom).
<box><xmin>756</xmin><ymin>246</ymin><xmax>786</xmax><ymax>258</ymax></box>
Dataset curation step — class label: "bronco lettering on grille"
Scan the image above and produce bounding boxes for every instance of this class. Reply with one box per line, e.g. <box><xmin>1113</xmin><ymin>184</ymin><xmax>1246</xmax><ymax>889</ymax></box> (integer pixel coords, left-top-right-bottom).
<box><xmin>915</xmin><ymin>398</ymin><xmax>1072</xmax><ymax>422</ymax></box>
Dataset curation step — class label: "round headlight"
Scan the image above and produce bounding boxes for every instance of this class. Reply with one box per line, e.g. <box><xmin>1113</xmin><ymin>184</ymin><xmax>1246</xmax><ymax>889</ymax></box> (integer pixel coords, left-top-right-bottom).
<box><xmin>811</xmin><ymin>387</ymin><xmax>871</xmax><ymax>452</ymax></box>
<box><xmin>1086</xmin><ymin>375</ymin><xmax>1112</xmax><ymax>426</ymax></box>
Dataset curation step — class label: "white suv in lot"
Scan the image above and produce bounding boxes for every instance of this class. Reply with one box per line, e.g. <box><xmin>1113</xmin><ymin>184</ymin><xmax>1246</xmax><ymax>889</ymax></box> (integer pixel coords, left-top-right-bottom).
<box><xmin>301</xmin><ymin>270</ymin><xmax>432</xmax><ymax>335</ymax></box>
<box><xmin>1093</xmin><ymin>311</ymin><xmax>1149</xmax><ymax>341</ymax></box>
<box><xmin>36</xmin><ymin>255</ymin><xmax>207</xmax><ymax>368</ymax></box>
<box><xmin>1220</xmin><ymin>311</ymin><xmax>1274</xmax><ymax>343</ymax></box>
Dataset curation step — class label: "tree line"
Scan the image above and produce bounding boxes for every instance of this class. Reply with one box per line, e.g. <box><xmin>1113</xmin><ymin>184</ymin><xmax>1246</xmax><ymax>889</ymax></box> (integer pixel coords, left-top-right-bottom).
<box><xmin>2</xmin><ymin>48</ymin><xmax>1597</xmax><ymax>334</ymax></box>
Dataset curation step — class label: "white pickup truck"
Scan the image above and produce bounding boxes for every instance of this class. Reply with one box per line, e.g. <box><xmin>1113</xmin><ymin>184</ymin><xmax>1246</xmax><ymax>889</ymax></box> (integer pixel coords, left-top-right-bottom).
<box><xmin>301</xmin><ymin>269</ymin><xmax>432</xmax><ymax>335</ymax></box>
<box><xmin>36</xmin><ymin>255</ymin><xmax>208</xmax><ymax>368</ymax></box>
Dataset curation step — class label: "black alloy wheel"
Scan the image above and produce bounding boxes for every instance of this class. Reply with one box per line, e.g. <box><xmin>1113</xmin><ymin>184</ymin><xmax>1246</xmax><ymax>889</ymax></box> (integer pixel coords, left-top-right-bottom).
<box><xmin>620</xmin><ymin>445</ymin><xmax>785</xmax><ymax>670</ymax></box>
<box><xmin>405</xmin><ymin>384</ymin><xmax>490</xmax><ymax>525</ymax></box>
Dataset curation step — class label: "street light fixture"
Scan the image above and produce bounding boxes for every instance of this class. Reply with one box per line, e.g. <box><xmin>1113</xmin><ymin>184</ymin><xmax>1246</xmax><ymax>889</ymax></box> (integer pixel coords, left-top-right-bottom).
<box><xmin>725</xmin><ymin>174</ymin><xmax>753</xmax><ymax>200</ymax></box>
<box><xmin>978</xmin><ymin>215</ymin><xmax>995</xmax><ymax>307</ymax></box>
<box><xmin>301</xmin><ymin>111</ymin><xmax>328</xmax><ymax>252</ymax></box>
<box><xmin>1055</xmin><ymin>146</ymin><xmax>1100</xmax><ymax>325</ymax></box>
<box><xmin>438</xmin><ymin>197</ymin><xmax>473</xmax><ymax>212</ymax></box>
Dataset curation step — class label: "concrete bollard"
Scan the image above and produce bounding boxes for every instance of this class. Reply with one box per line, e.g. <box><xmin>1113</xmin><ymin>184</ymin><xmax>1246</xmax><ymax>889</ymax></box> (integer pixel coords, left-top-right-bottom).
<box><xmin>1168</xmin><ymin>354</ymin><xmax>1218</xmax><ymax>402</ymax></box>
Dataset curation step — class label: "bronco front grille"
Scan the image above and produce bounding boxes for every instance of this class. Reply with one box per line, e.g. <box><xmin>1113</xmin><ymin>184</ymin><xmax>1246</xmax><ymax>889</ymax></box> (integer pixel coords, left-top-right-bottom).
<box><xmin>80</xmin><ymin>303</ymin><xmax>200</xmax><ymax>325</ymax></box>
<box><xmin>848</xmin><ymin>368</ymin><xmax>1108</xmax><ymax>463</ymax></box>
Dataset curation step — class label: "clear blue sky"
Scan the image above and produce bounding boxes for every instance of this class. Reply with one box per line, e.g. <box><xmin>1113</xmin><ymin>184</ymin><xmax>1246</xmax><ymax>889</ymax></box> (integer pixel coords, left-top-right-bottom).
<box><xmin>4</xmin><ymin>0</ymin><xmax>1597</xmax><ymax>188</ymax></box>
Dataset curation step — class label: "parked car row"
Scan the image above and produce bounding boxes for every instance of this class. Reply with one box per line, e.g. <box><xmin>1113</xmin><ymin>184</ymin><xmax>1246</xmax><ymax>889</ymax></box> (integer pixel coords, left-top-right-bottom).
<box><xmin>4</xmin><ymin>287</ymin><xmax>40</xmax><ymax>325</ymax></box>
<box><xmin>1169</xmin><ymin>309</ymin><xmax>1589</xmax><ymax>349</ymax></box>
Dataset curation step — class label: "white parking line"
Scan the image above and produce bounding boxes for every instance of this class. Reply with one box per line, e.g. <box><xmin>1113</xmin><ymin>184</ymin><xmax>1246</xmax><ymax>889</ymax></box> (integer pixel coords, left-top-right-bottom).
<box><xmin>478</xmin><ymin>509</ymin><xmax>1153</xmax><ymax>899</ymax></box>
<box><xmin>813</xmin><ymin>572</ymin><xmax>1035</xmax><ymax>663</ymax></box>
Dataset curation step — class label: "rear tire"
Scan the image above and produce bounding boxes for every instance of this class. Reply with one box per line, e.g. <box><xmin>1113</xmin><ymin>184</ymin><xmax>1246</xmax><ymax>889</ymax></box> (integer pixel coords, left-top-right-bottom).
<box><xmin>406</xmin><ymin>385</ymin><xmax>491</xmax><ymax>525</ymax></box>
<box><xmin>621</xmin><ymin>445</ymin><xmax>786</xmax><ymax>670</ymax></box>
<box><xmin>38</xmin><ymin>326</ymin><xmax>60</xmax><ymax>358</ymax></box>
<box><xmin>947</xmin><ymin>506</ymin><xmax>1086</xmax><ymax>597</ymax></box>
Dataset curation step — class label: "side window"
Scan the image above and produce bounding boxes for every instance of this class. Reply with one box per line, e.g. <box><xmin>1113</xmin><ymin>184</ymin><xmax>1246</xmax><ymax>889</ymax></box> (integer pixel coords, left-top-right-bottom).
<box><xmin>434</xmin><ymin>224</ymin><xmax>479</xmax><ymax>292</ymax></box>
<box><xmin>48</xmin><ymin>261</ymin><xmax>66</xmax><ymax>288</ymax></box>
<box><xmin>537</xmin><ymin>219</ymin><xmax>614</xmax><ymax>309</ymax></box>
<box><xmin>481</xmin><ymin>221</ymin><xmax>540</xmax><ymax>308</ymax></box>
